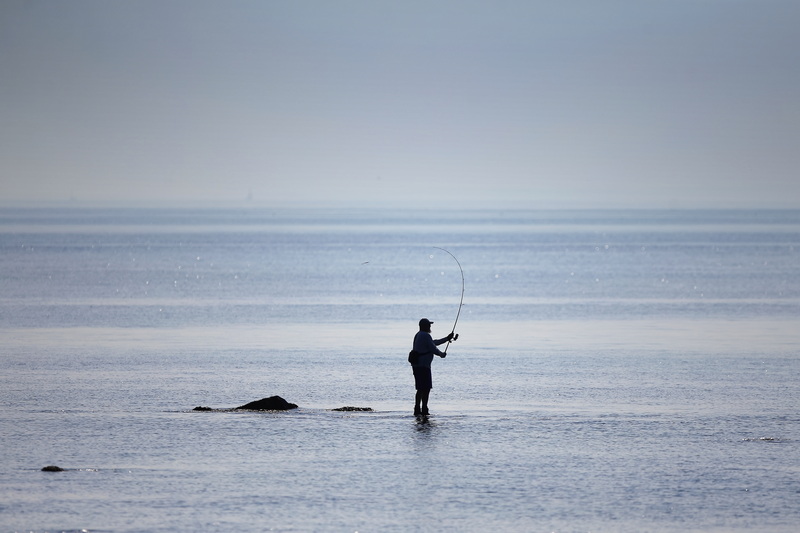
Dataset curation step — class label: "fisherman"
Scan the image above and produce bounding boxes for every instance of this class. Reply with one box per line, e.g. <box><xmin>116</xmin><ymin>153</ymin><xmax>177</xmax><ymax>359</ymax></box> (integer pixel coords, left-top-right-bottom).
<box><xmin>411</xmin><ymin>318</ymin><xmax>454</xmax><ymax>416</ymax></box>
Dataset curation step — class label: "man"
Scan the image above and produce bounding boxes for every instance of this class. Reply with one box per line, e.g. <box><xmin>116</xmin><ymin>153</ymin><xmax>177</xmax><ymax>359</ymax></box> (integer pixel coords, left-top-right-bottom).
<box><xmin>411</xmin><ymin>318</ymin><xmax>454</xmax><ymax>416</ymax></box>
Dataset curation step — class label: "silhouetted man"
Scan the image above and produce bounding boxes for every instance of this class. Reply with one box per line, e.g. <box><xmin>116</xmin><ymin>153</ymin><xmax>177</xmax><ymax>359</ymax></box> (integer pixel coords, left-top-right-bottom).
<box><xmin>410</xmin><ymin>318</ymin><xmax>453</xmax><ymax>416</ymax></box>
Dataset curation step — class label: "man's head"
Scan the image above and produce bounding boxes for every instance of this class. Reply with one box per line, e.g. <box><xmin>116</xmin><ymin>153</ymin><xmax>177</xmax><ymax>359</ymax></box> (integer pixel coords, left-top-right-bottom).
<box><xmin>419</xmin><ymin>318</ymin><xmax>433</xmax><ymax>332</ymax></box>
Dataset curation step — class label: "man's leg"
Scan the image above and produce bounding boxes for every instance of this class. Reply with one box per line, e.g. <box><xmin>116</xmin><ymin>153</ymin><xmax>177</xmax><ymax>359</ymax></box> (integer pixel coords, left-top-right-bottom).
<box><xmin>420</xmin><ymin>388</ymin><xmax>430</xmax><ymax>416</ymax></box>
<box><xmin>414</xmin><ymin>390</ymin><xmax>423</xmax><ymax>415</ymax></box>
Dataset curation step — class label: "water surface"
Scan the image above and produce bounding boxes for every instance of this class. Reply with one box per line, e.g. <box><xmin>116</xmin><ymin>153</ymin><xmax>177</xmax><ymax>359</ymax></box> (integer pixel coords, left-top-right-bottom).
<box><xmin>1</xmin><ymin>208</ymin><xmax>799</xmax><ymax>532</ymax></box>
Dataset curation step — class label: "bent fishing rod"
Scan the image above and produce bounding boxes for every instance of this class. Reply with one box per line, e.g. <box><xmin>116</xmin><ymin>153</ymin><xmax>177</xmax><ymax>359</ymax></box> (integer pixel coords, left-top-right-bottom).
<box><xmin>433</xmin><ymin>247</ymin><xmax>464</xmax><ymax>354</ymax></box>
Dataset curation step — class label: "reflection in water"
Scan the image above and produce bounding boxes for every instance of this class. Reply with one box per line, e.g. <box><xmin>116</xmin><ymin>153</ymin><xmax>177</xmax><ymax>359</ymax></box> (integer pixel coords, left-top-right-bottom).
<box><xmin>412</xmin><ymin>415</ymin><xmax>438</xmax><ymax>443</ymax></box>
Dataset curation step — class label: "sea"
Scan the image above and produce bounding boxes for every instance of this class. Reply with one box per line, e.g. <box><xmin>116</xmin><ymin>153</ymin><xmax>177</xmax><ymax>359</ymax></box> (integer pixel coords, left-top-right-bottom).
<box><xmin>1</xmin><ymin>207</ymin><xmax>799</xmax><ymax>533</ymax></box>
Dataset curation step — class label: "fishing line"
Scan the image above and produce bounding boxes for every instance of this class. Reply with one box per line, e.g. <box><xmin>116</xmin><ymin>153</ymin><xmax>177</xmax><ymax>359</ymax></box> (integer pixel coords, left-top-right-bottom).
<box><xmin>433</xmin><ymin>247</ymin><xmax>464</xmax><ymax>354</ymax></box>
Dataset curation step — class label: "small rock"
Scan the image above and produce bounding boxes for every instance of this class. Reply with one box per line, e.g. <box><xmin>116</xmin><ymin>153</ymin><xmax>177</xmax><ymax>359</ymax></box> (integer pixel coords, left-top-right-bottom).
<box><xmin>331</xmin><ymin>406</ymin><xmax>373</xmax><ymax>412</ymax></box>
<box><xmin>235</xmin><ymin>395</ymin><xmax>298</xmax><ymax>411</ymax></box>
<box><xmin>41</xmin><ymin>465</ymin><xmax>65</xmax><ymax>472</ymax></box>
<box><xmin>193</xmin><ymin>406</ymin><xmax>213</xmax><ymax>411</ymax></box>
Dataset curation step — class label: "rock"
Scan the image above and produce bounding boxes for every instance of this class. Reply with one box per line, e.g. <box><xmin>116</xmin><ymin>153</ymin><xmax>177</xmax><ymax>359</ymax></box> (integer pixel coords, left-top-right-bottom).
<box><xmin>41</xmin><ymin>465</ymin><xmax>65</xmax><ymax>472</ymax></box>
<box><xmin>192</xmin><ymin>406</ymin><xmax>213</xmax><ymax>411</ymax></box>
<box><xmin>235</xmin><ymin>396</ymin><xmax>298</xmax><ymax>411</ymax></box>
<box><xmin>331</xmin><ymin>406</ymin><xmax>373</xmax><ymax>412</ymax></box>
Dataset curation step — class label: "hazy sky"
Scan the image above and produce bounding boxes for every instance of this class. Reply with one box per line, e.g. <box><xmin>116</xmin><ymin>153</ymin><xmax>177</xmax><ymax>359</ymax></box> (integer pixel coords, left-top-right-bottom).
<box><xmin>1</xmin><ymin>1</ymin><xmax>798</xmax><ymax>209</ymax></box>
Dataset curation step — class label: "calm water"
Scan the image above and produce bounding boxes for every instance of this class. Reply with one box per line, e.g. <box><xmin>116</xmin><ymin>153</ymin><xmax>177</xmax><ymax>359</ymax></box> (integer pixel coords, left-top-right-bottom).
<box><xmin>1</xmin><ymin>208</ymin><xmax>799</xmax><ymax>532</ymax></box>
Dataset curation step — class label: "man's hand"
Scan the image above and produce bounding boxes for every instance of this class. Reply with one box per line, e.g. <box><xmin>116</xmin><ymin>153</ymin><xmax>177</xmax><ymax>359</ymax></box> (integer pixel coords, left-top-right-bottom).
<box><xmin>446</xmin><ymin>332</ymin><xmax>455</xmax><ymax>342</ymax></box>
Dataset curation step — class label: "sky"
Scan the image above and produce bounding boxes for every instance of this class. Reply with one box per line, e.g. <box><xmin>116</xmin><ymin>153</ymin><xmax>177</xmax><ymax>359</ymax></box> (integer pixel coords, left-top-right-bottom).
<box><xmin>1</xmin><ymin>0</ymin><xmax>798</xmax><ymax>209</ymax></box>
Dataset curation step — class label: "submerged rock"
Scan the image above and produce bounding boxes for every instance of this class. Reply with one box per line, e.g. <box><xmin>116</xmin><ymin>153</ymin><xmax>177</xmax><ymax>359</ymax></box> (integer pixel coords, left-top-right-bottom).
<box><xmin>235</xmin><ymin>396</ymin><xmax>298</xmax><ymax>411</ymax></box>
<box><xmin>41</xmin><ymin>465</ymin><xmax>65</xmax><ymax>472</ymax></box>
<box><xmin>192</xmin><ymin>399</ymin><xmax>372</xmax><ymax>413</ymax></box>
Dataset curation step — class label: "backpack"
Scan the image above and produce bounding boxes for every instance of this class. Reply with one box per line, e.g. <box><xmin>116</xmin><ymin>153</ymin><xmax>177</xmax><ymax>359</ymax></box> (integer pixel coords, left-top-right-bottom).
<box><xmin>408</xmin><ymin>350</ymin><xmax>419</xmax><ymax>365</ymax></box>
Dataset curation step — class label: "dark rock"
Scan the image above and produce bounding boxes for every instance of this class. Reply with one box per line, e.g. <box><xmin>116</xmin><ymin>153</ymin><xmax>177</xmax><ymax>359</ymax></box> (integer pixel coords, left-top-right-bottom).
<box><xmin>193</xmin><ymin>406</ymin><xmax>213</xmax><ymax>411</ymax></box>
<box><xmin>42</xmin><ymin>465</ymin><xmax>65</xmax><ymax>472</ymax></box>
<box><xmin>331</xmin><ymin>406</ymin><xmax>373</xmax><ymax>412</ymax></box>
<box><xmin>235</xmin><ymin>396</ymin><xmax>298</xmax><ymax>411</ymax></box>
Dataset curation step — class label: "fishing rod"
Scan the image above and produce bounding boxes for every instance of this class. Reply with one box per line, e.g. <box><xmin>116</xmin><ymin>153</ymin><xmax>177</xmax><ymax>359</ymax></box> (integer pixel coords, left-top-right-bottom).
<box><xmin>433</xmin><ymin>247</ymin><xmax>464</xmax><ymax>354</ymax></box>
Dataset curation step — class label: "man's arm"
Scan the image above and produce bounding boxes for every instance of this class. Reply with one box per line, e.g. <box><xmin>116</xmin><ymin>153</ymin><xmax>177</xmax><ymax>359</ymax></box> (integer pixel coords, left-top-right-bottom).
<box><xmin>433</xmin><ymin>332</ymin><xmax>455</xmax><ymax>346</ymax></box>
